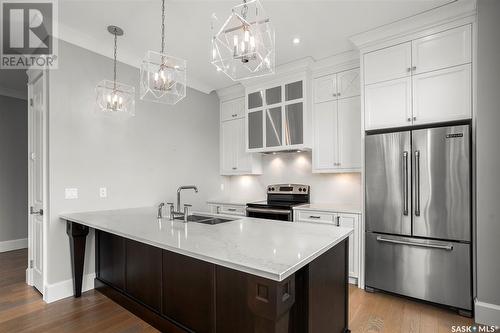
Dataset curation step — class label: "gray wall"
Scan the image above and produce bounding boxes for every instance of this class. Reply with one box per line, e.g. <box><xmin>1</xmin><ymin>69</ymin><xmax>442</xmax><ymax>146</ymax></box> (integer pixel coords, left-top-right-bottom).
<box><xmin>0</xmin><ymin>95</ymin><xmax>28</xmax><ymax>244</ymax></box>
<box><xmin>47</xmin><ymin>41</ymin><xmax>223</xmax><ymax>285</ymax></box>
<box><xmin>476</xmin><ymin>0</ymin><xmax>500</xmax><ymax>325</ymax></box>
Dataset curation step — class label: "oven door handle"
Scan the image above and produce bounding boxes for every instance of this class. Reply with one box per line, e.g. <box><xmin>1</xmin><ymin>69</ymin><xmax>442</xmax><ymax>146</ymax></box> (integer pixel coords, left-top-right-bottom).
<box><xmin>246</xmin><ymin>207</ymin><xmax>292</xmax><ymax>215</ymax></box>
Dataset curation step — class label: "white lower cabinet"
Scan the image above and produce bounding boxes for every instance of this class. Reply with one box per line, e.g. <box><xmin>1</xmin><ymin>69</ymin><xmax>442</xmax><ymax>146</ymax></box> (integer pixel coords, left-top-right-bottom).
<box><xmin>294</xmin><ymin>209</ymin><xmax>361</xmax><ymax>283</ymax></box>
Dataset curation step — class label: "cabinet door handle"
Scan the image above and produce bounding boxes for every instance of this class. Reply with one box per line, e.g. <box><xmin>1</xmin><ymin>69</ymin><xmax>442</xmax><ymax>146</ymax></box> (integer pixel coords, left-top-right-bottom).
<box><xmin>407</xmin><ymin>117</ymin><xmax>412</xmax><ymax>122</ymax></box>
<box><xmin>413</xmin><ymin>116</ymin><xmax>417</xmax><ymax>121</ymax></box>
<box><xmin>337</xmin><ymin>92</ymin><xmax>341</xmax><ymax>97</ymax></box>
<box><xmin>407</xmin><ymin>67</ymin><xmax>412</xmax><ymax>72</ymax></box>
<box><xmin>336</xmin><ymin>216</ymin><xmax>340</xmax><ymax>227</ymax></box>
<box><xmin>412</xmin><ymin>66</ymin><xmax>417</xmax><ymax>71</ymax></box>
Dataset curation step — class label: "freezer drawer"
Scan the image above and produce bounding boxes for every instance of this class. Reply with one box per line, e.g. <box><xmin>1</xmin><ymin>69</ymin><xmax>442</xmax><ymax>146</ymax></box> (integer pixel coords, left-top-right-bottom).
<box><xmin>365</xmin><ymin>232</ymin><xmax>471</xmax><ymax>310</ymax></box>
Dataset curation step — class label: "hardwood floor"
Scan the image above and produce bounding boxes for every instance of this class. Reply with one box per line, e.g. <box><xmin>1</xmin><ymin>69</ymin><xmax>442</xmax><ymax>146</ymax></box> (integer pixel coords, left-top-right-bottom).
<box><xmin>0</xmin><ymin>249</ymin><xmax>474</xmax><ymax>332</ymax></box>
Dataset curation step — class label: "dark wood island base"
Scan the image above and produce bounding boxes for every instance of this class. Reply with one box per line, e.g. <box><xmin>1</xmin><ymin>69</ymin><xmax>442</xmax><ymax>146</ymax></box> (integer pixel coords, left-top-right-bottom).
<box><xmin>65</xmin><ymin>220</ymin><xmax>350</xmax><ymax>333</ymax></box>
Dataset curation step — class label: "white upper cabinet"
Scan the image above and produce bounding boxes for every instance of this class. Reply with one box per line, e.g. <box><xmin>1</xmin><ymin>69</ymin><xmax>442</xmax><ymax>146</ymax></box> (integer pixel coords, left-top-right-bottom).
<box><xmin>363</xmin><ymin>24</ymin><xmax>473</xmax><ymax>130</ymax></box>
<box><xmin>413</xmin><ymin>64</ymin><xmax>472</xmax><ymax>124</ymax></box>
<box><xmin>337</xmin><ymin>68</ymin><xmax>361</xmax><ymax>99</ymax></box>
<box><xmin>221</xmin><ymin>119</ymin><xmax>237</xmax><ymax>174</ymax></box>
<box><xmin>313</xmin><ymin>68</ymin><xmax>360</xmax><ymax>103</ymax></box>
<box><xmin>365</xmin><ymin>77</ymin><xmax>412</xmax><ymax>130</ymax></box>
<box><xmin>364</xmin><ymin>42</ymin><xmax>412</xmax><ymax>85</ymax></box>
<box><xmin>312</xmin><ymin>69</ymin><xmax>361</xmax><ymax>173</ymax></box>
<box><xmin>220</xmin><ymin>98</ymin><xmax>261</xmax><ymax>176</ymax></box>
<box><xmin>221</xmin><ymin>98</ymin><xmax>245</xmax><ymax>122</ymax></box>
<box><xmin>313</xmin><ymin>74</ymin><xmax>337</xmax><ymax>103</ymax></box>
<box><xmin>246</xmin><ymin>75</ymin><xmax>311</xmax><ymax>153</ymax></box>
<box><xmin>412</xmin><ymin>25</ymin><xmax>472</xmax><ymax>75</ymax></box>
<box><xmin>313</xmin><ymin>100</ymin><xmax>338</xmax><ymax>170</ymax></box>
<box><xmin>338</xmin><ymin>97</ymin><xmax>361</xmax><ymax>169</ymax></box>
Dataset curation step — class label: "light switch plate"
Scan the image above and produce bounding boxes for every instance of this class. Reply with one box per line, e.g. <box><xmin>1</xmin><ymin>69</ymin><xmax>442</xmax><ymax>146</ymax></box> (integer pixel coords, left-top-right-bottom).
<box><xmin>99</xmin><ymin>187</ymin><xmax>107</xmax><ymax>198</ymax></box>
<box><xmin>65</xmin><ymin>188</ymin><xmax>78</xmax><ymax>199</ymax></box>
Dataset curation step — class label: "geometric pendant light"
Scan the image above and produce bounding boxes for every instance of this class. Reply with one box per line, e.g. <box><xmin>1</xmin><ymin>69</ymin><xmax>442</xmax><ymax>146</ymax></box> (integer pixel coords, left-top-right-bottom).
<box><xmin>211</xmin><ymin>0</ymin><xmax>275</xmax><ymax>81</ymax></box>
<box><xmin>96</xmin><ymin>26</ymin><xmax>135</xmax><ymax>115</ymax></box>
<box><xmin>140</xmin><ymin>0</ymin><xmax>187</xmax><ymax>105</ymax></box>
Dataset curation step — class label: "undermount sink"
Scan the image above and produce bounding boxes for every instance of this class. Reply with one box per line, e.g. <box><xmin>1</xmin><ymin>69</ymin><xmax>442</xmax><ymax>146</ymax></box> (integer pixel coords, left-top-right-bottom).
<box><xmin>173</xmin><ymin>214</ymin><xmax>233</xmax><ymax>225</ymax></box>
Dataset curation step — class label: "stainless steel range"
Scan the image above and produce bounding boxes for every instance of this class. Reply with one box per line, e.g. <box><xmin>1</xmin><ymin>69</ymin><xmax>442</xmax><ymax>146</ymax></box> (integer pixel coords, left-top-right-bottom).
<box><xmin>246</xmin><ymin>184</ymin><xmax>310</xmax><ymax>221</ymax></box>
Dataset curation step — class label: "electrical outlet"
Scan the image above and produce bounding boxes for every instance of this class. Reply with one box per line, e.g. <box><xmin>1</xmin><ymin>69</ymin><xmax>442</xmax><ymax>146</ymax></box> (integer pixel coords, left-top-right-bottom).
<box><xmin>65</xmin><ymin>188</ymin><xmax>78</xmax><ymax>199</ymax></box>
<box><xmin>99</xmin><ymin>187</ymin><xmax>107</xmax><ymax>198</ymax></box>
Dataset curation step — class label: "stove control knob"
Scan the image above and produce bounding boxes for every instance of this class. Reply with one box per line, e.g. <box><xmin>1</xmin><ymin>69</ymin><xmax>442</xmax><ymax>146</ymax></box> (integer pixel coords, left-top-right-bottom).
<box><xmin>298</xmin><ymin>188</ymin><xmax>302</xmax><ymax>192</ymax></box>
<box><xmin>268</xmin><ymin>187</ymin><xmax>272</xmax><ymax>191</ymax></box>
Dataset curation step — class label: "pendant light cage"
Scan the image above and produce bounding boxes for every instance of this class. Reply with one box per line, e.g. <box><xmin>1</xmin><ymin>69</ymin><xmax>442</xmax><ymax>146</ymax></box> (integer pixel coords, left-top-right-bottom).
<box><xmin>211</xmin><ymin>0</ymin><xmax>275</xmax><ymax>81</ymax></box>
<box><xmin>140</xmin><ymin>0</ymin><xmax>187</xmax><ymax>105</ymax></box>
<box><xmin>96</xmin><ymin>26</ymin><xmax>135</xmax><ymax>116</ymax></box>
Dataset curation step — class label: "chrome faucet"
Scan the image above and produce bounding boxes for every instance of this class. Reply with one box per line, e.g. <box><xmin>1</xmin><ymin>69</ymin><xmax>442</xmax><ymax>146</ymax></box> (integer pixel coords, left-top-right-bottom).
<box><xmin>176</xmin><ymin>185</ymin><xmax>198</xmax><ymax>212</ymax></box>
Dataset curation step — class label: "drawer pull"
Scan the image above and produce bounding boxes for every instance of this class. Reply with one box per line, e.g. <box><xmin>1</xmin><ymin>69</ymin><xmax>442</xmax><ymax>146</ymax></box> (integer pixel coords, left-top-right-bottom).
<box><xmin>227</xmin><ymin>208</ymin><xmax>237</xmax><ymax>212</ymax></box>
<box><xmin>309</xmin><ymin>215</ymin><xmax>321</xmax><ymax>219</ymax></box>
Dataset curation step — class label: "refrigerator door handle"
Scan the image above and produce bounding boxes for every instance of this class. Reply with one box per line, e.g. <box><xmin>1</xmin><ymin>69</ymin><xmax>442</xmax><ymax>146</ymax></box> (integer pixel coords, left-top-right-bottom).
<box><xmin>403</xmin><ymin>151</ymin><xmax>409</xmax><ymax>216</ymax></box>
<box><xmin>414</xmin><ymin>150</ymin><xmax>421</xmax><ymax>216</ymax></box>
<box><xmin>376</xmin><ymin>236</ymin><xmax>453</xmax><ymax>251</ymax></box>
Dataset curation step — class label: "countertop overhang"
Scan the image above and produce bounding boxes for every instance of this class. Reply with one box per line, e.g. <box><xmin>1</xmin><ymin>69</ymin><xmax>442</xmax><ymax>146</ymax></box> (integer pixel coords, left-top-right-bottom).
<box><xmin>60</xmin><ymin>207</ymin><xmax>352</xmax><ymax>281</ymax></box>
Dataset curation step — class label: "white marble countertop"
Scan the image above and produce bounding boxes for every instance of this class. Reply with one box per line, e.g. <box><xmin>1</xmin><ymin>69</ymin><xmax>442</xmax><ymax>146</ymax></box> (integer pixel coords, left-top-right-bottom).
<box><xmin>293</xmin><ymin>203</ymin><xmax>362</xmax><ymax>214</ymax></box>
<box><xmin>60</xmin><ymin>207</ymin><xmax>352</xmax><ymax>281</ymax></box>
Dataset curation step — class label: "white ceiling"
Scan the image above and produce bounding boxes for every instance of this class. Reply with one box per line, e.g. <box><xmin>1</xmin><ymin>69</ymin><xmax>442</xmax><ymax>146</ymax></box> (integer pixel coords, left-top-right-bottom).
<box><xmin>58</xmin><ymin>0</ymin><xmax>452</xmax><ymax>93</ymax></box>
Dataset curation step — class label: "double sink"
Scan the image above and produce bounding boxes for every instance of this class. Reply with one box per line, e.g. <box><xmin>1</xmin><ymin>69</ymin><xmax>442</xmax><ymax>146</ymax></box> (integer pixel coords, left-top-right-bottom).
<box><xmin>173</xmin><ymin>214</ymin><xmax>233</xmax><ymax>225</ymax></box>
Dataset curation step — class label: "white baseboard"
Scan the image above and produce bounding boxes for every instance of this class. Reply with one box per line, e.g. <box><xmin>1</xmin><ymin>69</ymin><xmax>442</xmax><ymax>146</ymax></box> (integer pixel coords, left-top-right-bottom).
<box><xmin>43</xmin><ymin>273</ymin><xmax>96</xmax><ymax>303</ymax></box>
<box><xmin>0</xmin><ymin>238</ymin><xmax>28</xmax><ymax>253</ymax></box>
<box><xmin>475</xmin><ymin>299</ymin><xmax>500</xmax><ymax>326</ymax></box>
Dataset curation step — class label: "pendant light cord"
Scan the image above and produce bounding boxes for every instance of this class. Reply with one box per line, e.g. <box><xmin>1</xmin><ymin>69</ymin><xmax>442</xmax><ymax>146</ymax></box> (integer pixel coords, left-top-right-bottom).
<box><xmin>161</xmin><ymin>0</ymin><xmax>165</xmax><ymax>54</ymax></box>
<box><xmin>113</xmin><ymin>31</ymin><xmax>117</xmax><ymax>90</ymax></box>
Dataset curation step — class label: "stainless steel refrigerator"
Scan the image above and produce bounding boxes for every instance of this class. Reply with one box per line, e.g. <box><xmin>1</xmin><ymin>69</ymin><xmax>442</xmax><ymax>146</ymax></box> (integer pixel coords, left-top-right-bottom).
<box><xmin>365</xmin><ymin>124</ymin><xmax>472</xmax><ymax>314</ymax></box>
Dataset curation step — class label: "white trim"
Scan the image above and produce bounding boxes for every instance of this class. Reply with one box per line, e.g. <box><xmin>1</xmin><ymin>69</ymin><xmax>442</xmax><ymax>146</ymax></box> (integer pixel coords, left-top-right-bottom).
<box><xmin>0</xmin><ymin>238</ymin><xmax>28</xmax><ymax>252</ymax></box>
<box><xmin>216</xmin><ymin>84</ymin><xmax>245</xmax><ymax>102</ymax></box>
<box><xmin>0</xmin><ymin>86</ymin><xmax>27</xmax><ymax>100</ymax></box>
<box><xmin>43</xmin><ymin>273</ymin><xmax>96</xmax><ymax>303</ymax></box>
<box><xmin>311</xmin><ymin>51</ymin><xmax>360</xmax><ymax>78</ymax></box>
<box><xmin>350</xmin><ymin>0</ymin><xmax>477</xmax><ymax>50</ymax></box>
<box><xmin>241</xmin><ymin>57</ymin><xmax>314</xmax><ymax>90</ymax></box>
<box><xmin>475</xmin><ymin>300</ymin><xmax>500</xmax><ymax>326</ymax></box>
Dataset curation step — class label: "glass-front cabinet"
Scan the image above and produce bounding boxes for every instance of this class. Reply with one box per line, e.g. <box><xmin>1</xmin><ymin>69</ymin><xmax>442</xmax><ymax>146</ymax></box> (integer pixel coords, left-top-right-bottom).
<box><xmin>246</xmin><ymin>76</ymin><xmax>310</xmax><ymax>152</ymax></box>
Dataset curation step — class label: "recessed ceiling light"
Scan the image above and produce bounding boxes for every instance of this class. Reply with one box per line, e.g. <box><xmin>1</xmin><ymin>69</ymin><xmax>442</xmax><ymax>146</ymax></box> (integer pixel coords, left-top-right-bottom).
<box><xmin>292</xmin><ymin>37</ymin><xmax>300</xmax><ymax>45</ymax></box>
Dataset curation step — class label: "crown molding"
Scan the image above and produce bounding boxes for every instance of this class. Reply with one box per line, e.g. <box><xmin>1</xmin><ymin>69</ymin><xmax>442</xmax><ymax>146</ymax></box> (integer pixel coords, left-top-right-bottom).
<box><xmin>57</xmin><ymin>23</ymin><xmax>213</xmax><ymax>94</ymax></box>
<box><xmin>349</xmin><ymin>0</ymin><xmax>477</xmax><ymax>50</ymax></box>
<box><xmin>240</xmin><ymin>56</ymin><xmax>314</xmax><ymax>89</ymax></box>
<box><xmin>216</xmin><ymin>84</ymin><xmax>245</xmax><ymax>102</ymax></box>
<box><xmin>311</xmin><ymin>50</ymin><xmax>360</xmax><ymax>77</ymax></box>
<box><xmin>0</xmin><ymin>86</ymin><xmax>27</xmax><ymax>100</ymax></box>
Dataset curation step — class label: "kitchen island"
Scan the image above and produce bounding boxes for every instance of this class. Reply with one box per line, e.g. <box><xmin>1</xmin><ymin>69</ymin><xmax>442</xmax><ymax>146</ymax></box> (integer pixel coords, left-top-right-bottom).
<box><xmin>61</xmin><ymin>207</ymin><xmax>352</xmax><ymax>333</ymax></box>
